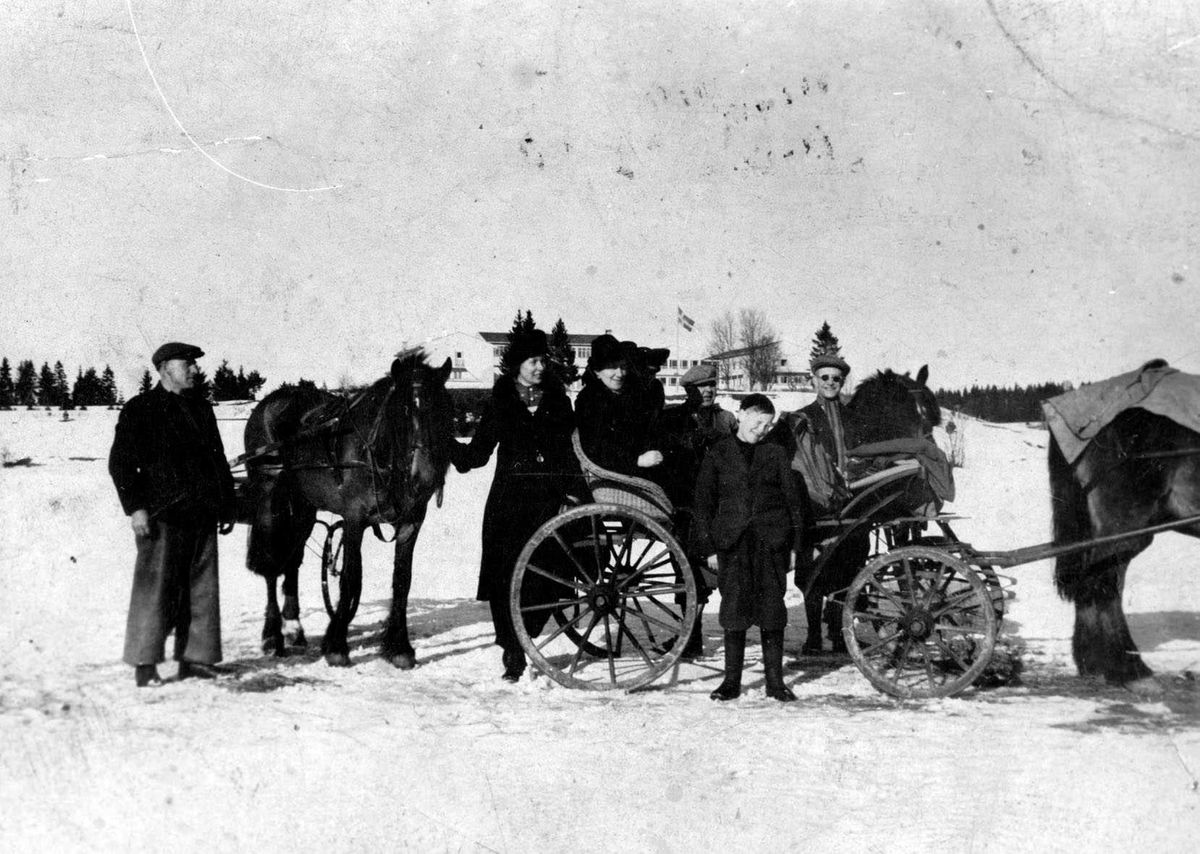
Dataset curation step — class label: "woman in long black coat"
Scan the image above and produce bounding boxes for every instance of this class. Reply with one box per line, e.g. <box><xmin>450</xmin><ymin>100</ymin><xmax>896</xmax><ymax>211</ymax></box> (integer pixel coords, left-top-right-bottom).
<box><xmin>450</xmin><ymin>329</ymin><xmax>579</xmax><ymax>682</ymax></box>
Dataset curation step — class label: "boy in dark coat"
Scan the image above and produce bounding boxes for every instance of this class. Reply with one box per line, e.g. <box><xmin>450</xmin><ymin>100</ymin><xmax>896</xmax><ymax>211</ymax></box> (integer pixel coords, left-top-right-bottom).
<box><xmin>693</xmin><ymin>394</ymin><xmax>808</xmax><ymax>702</ymax></box>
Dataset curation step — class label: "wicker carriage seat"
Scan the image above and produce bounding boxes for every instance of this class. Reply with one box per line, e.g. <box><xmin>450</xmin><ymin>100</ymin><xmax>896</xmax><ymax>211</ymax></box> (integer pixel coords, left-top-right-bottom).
<box><xmin>571</xmin><ymin>430</ymin><xmax>674</xmax><ymax>522</ymax></box>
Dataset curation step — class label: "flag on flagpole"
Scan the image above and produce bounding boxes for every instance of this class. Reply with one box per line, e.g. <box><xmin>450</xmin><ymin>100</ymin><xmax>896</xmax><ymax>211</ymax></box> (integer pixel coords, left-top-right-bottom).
<box><xmin>677</xmin><ymin>307</ymin><xmax>695</xmax><ymax>332</ymax></box>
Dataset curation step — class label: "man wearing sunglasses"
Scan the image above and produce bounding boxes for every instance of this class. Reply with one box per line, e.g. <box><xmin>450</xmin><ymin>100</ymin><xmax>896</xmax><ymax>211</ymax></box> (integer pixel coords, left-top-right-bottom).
<box><xmin>787</xmin><ymin>353</ymin><xmax>865</xmax><ymax>655</ymax></box>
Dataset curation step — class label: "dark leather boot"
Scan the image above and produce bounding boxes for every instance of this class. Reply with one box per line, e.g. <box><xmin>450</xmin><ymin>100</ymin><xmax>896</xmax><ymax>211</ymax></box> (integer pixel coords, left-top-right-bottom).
<box><xmin>763</xmin><ymin>630</ymin><xmax>797</xmax><ymax>702</ymax></box>
<box><xmin>710</xmin><ymin>630</ymin><xmax>746</xmax><ymax>701</ymax></box>
<box><xmin>178</xmin><ymin>661</ymin><xmax>220</xmax><ymax>680</ymax></box>
<box><xmin>501</xmin><ymin>648</ymin><xmax>526</xmax><ymax>683</ymax></box>
<box><xmin>134</xmin><ymin>664</ymin><xmax>162</xmax><ymax>687</ymax></box>
<box><xmin>681</xmin><ymin>606</ymin><xmax>705</xmax><ymax>660</ymax></box>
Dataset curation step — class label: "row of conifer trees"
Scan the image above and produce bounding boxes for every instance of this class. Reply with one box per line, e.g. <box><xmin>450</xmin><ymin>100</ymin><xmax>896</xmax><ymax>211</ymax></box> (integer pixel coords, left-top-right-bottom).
<box><xmin>0</xmin><ymin>357</ymin><xmax>267</xmax><ymax>409</ymax></box>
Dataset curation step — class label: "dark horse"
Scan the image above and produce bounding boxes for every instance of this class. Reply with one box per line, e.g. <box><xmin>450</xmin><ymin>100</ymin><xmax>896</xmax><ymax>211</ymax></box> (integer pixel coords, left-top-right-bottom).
<box><xmin>1049</xmin><ymin>404</ymin><xmax>1200</xmax><ymax>689</ymax></box>
<box><xmin>788</xmin><ymin>366</ymin><xmax>943</xmax><ymax>653</ymax></box>
<box><xmin>242</xmin><ymin>351</ymin><xmax>455</xmax><ymax>668</ymax></box>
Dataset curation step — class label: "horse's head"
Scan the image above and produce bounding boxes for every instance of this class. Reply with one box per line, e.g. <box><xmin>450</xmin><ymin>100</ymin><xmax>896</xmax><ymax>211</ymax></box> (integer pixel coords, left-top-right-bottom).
<box><xmin>385</xmin><ymin>350</ymin><xmax>455</xmax><ymax>517</ymax></box>
<box><xmin>845</xmin><ymin>364</ymin><xmax>941</xmax><ymax>446</ymax></box>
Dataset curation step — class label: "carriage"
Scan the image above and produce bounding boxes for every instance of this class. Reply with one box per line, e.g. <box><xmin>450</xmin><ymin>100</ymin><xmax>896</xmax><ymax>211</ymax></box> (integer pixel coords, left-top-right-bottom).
<box><xmin>500</xmin><ymin>432</ymin><xmax>1009</xmax><ymax>697</ymax></box>
<box><xmin>503</xmin><ymin>424</ymin><xmax>1200</xmax><ymax>700</ymax></box>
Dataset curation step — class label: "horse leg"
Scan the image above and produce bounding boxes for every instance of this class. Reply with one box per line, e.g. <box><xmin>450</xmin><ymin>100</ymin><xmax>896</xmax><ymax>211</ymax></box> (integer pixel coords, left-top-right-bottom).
<box><xmin>279</xmin><ymin>502</ymin><xmax>316</xmax><ymax>649</ymax></box>
<box><xmin>280</xmin><ymin>563</ymin><xmax>306</xmax><ymax>648</ymax></box>
<box><xmin>262</xmin><ymin>574</ymin><xmax>285</xmax><ymax>656</ymax></box>
<box><xmin>322</xmin><ymin>516</ymin><xmax>364</xmax><ymax>667</ymax></box>
<box><xmin>1071</xmin><ymin>554</ymin><xmax>1155</xmax><ymax>688</ymax></box>
<box><xmin>381</xmin><ymin>516</ymin><xmax>425</xmax><ymax>670</ymax></box>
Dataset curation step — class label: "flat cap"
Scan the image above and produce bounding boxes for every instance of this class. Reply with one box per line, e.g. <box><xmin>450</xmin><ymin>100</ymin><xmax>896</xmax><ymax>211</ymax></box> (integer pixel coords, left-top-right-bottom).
<box><xmin>810</xmin><ymin>353</ymin><xmax>850</xmax><ymax>375</ymax></box>
<box><xmin>152</xmin><ymin>341</ymin><xmax>205</xmax><ymax>369</ymax></box>
<box><xmin>680</xmin><ymin>362</ymin><xmax>718</xmax><ymax>386</ymax></box>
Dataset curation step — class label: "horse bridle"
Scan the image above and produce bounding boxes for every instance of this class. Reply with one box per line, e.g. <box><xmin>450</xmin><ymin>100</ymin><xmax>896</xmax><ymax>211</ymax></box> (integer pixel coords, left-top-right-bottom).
<box><xmin>356</xmin><ymin>368</ymin><xmax>439</xmax><ymax>530</ymax></box>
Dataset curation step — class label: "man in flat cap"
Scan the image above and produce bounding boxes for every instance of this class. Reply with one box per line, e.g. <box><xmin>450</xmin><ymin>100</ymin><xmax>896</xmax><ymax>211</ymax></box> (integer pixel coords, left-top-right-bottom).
<box><xmin>658</xmin><ymin>361</ymin><xmax>736</xmax><ymax>657</ymax></box>
<box><xmin>109</xmin><ymin>342</ymin><xmax>236</xmax><ymax>686</ymax></box>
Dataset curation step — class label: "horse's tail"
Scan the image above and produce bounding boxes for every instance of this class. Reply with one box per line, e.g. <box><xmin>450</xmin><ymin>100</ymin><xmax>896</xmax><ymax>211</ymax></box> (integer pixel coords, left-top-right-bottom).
<box><xmin>1048</xmin><ymin>431</ymin><xmax>1091</xmax><ymax>601</ymax></box>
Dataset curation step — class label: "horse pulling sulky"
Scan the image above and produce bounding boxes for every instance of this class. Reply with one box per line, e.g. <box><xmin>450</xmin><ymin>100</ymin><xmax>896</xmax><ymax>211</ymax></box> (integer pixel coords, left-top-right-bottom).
<box><xmin>232</xmin><ymin>349</ymin><xmax>455</xmax><ymax>669</ymax></box>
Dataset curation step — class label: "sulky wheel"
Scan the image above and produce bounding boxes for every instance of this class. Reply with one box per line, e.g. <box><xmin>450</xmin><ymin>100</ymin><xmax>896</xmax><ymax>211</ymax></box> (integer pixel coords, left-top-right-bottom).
<box><xmin>914</xmin><ymin>534</ymin><xmax>1006</xmax><ymax>623</ymax></box>
<box><xmin>320</xmin><ymin>520</ymin><xmax>360</xmax><ymax>622</ymax></box>
<box><xmin>510</xmin><ymin>503</ymin><xmax>697</xmax><ymax>691</ymax></box>
<box><xmin>842</xmin><ymin>545</ymin><xmax>997</xmax><ymax>699</ymax></box>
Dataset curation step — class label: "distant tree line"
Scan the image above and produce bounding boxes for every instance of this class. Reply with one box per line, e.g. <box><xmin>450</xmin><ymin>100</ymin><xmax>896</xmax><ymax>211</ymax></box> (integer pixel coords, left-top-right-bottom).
<box><xmin>0</xmin><ymin>357</ymin><xmax>122</xmax><ymax>409</ymax></box>
<box><xmin>0</xmin><ymin>355</ymin><xmax>267</xmax><ymax>409</ymax></box>
<box><xmin>936</xmin><ymin>382</ymin><xmax>1069</xmax><ymax>423</ymax></box>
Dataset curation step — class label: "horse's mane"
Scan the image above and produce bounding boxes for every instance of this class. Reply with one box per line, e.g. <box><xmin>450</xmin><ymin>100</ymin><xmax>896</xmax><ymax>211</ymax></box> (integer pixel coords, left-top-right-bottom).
<box><xmin>846</xmin><ymin>368</ymin><xmax>941</xmax><ymax>446</ymax></box>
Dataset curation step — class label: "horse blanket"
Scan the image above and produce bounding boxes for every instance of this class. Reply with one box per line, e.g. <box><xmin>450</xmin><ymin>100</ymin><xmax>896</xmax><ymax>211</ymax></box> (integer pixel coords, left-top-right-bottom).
<box><xmin>1042</xmin><ymin>361</ymin><xmax>1200</xmax><ymax>465</ymax></box>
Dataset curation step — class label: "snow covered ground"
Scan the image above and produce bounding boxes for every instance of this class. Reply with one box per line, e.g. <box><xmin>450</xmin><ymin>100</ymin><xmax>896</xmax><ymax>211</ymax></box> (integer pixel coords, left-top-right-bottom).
<box><xmin>1</xmin><ymin>408</ymin><xmax>1197</xmax><ymax>852</ymax></box>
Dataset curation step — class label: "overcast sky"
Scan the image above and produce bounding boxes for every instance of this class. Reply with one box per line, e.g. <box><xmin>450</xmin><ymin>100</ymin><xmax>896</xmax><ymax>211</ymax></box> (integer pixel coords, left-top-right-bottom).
<box><xmin>3</xmin><ymin>0</ymin><xmax>1196</xmax><ymax>394</ymax></box>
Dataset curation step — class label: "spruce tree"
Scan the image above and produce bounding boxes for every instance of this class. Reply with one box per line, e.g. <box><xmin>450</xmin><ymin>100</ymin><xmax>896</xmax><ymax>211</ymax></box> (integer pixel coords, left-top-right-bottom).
<box><xmin>502</xmin><ymin>308</ymin><xmax>540</xmax><ymax>370</ymax></box>
<box><xmin>242</xmin><ymin>368</ymin><xmax>265</xmax><ymax>400</ymax></box>
<box><xmin>101</xmin><ymin>365</ymin><xmax>117</xmax><ymax>406</ymax></box>
<box><xmin>809</xmin><ymin>321</ymin><xmax>842</xmax><ymax>363</ymax></box>
<box><xmin>139</xmin><ymin>369</ymin><xmax>153</xmax><ymax>395</ymax></box>
<box><xmin>548</xmin><ymin>317</ymin><xmax>579</xmax><ymax>386</ymax></box>
<box><xmin>0</xmin><ymin>358</ymin><xmax>13</xmax><ymax>408</ymax></box>
<box><xmin>15</xmin><ymin>360</ymin><xmax>37</xmax><ymax>407</ymax></box>
<box><xmin>54</xmin><ymin>362</ymin><xmax>70</xmax><ymax>408</ymax></box>
<box><xmin>212</xmin><ymin>360</ymin><xmax>238</xmax><ymax>401</ymax></box>
<box><xmin>38</xmin><ymin>363</ymin><xmax>56</xmax><ymax>406</ymax></box>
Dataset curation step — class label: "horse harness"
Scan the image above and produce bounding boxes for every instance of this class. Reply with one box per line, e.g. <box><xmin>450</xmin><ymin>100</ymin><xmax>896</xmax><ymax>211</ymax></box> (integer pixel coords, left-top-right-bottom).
<box><xmin>1076</xmin><ymin>424</ymin><xmax>1200</xmax><ymax>497</ymax></box>
<box><xmin>238</xmin><ymin>372</ymin><xmax>434</xmax><ymax>538</ymax></box>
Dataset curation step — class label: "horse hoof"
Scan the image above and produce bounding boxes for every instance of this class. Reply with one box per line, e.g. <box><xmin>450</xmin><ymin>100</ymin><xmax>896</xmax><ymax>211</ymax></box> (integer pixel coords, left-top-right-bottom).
<box><xmin>1123</xmin><ymin>676</ymin><xmax>1165</xmax><ymax>698</ymax></box>
<box><xmin>262</xmin><ymin>637</ymin><xmax>286</xmax><ymax>657</ymax></box>
<box><xmin>325</xmin><ymin>653</ymin><xmax>352</xmax><ymax>668</ymax></box>
<box><xmin>284</xmin><ymin>623</ymin><xmax>308</xmax><ymax>648</ymax></box>
<box><xmin>388</xmin><ymin>653</ymin><xmax>417</xmax><ymax>670</ymax></box>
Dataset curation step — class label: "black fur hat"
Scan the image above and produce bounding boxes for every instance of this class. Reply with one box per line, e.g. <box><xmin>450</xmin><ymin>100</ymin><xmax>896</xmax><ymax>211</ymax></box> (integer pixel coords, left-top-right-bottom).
<box><xmin>588</xmin><ymin>334</ymin><xmax>626</xmax><ymax>371</ymax></box>
<box><xmin>502</xmin><ymin>329</ymin><xmax>550</xmax><ymax>374</ymax></box>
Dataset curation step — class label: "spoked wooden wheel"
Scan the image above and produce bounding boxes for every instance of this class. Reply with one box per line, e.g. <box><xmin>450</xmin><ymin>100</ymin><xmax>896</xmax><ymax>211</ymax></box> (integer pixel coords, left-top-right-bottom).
<box><xmin>320</xmin><ymin>520</ymin><xmax>360</xmax><ymax>621</ymax></box>
<box><xmin>842</xmin><ymin>546</ymin><xmax>997</xmax><ymax>699</ymax></box>
<box><xmin>511</xmin><ymin>503</ymin><xmax>697</xmax><ymax>691</ymax></box>
<box><xmin>914</xmin><ymin>535</ymin><xmax>1006</xmax><ymax>623</ymax></box>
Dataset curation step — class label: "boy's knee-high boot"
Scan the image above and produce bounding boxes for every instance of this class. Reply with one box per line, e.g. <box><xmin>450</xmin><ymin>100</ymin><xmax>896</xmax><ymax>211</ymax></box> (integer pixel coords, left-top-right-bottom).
<box><xmin>763</xmin><ymin>630</ymin><xmax>797</xmax><ymax>702</ymax></box>
<box><xmin>710</xmin><ymin>630</ymin><xmax>746</xmax><ymax>701</ymax></box>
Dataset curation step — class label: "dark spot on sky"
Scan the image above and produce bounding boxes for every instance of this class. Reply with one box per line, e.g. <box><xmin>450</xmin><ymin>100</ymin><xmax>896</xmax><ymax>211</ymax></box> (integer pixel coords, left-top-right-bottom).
<box><xmin>977</xmin><ymin>224</ymin><xmax>985</xmax><ymax>230</ymax></box>
<box><xmin>586</xmin><ymin>265</ymin><xmax>597</xmax><ymax>276</ymax></box>
<box><xmin>1172</xmin><ymin>272</ymin><xmax>1185</xmax><ymax>284</ymax></box>
<box><xmin>955</xmin><ymin>40</ymin><xmax>963</xmax><ymax>49</ymax></box>
<box><xmin>1011</xmin><ymin>247</ymin><xmax>1019</xmax><ymax>255</ymax></box>
<box><xmin>524</xmin><ymin>137</ymin><xmax>533</xmax><ymax>144</ymax></box>
<box><xmin>935</xmin><ymin>240</ymin><xmax>941</xmax><ymax>246</ymax></box>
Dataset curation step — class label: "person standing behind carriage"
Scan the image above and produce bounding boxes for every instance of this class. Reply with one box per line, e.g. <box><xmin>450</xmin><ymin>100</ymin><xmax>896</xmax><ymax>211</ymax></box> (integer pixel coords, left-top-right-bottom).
<box><xmin>109</xmin><ymin>342</ymin><xmax>236</xmax><ymax>688</ymax></box>
<box><xmin>656</xmin><ymin>362</ymin><xmax>737</xmax><ymax>657</ymax></box>
<box><xmin>787</xmin><ymin>353</ymin><xmax>868</xmax><ymax>655</ymax></box>
<box><xmin>574</xmin><ymin>334</ymin><xmax>664</xmax><ymax>476</ymax></box>
<box><xmin>448</xmin><ymin>329</ymin><xmax>579</xmax><ymax>683</ymax></box>
<box><xmin>693</xmin><ymin>394</ymin><xmax>807</xmax><ymax>702</ymax></box>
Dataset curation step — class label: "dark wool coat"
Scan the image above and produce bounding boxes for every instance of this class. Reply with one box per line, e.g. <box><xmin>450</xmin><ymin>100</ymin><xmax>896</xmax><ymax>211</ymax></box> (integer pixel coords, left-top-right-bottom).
<box><xmin>109</xmin><ymin>384</ymin><xmax>233</xmax><ymax>667</ymax></box>
<box><xmin>450</xmin><ymin>377</ymin><xmax>579</xmax><ymax>601</ymax></box>
<box><xmin>574</xmin><ymin>373</ymin><xmax>661</xmax><ymax>476</ymax></box>
<box><xmin>693</xmin><ymin>436</ymin><xmax>808</xmax><ymax>630</ymax></box>
<box><xmin>109</xmin><ymin>384</ymin><xmax>236</xmax><ymax>524</ymax></box>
